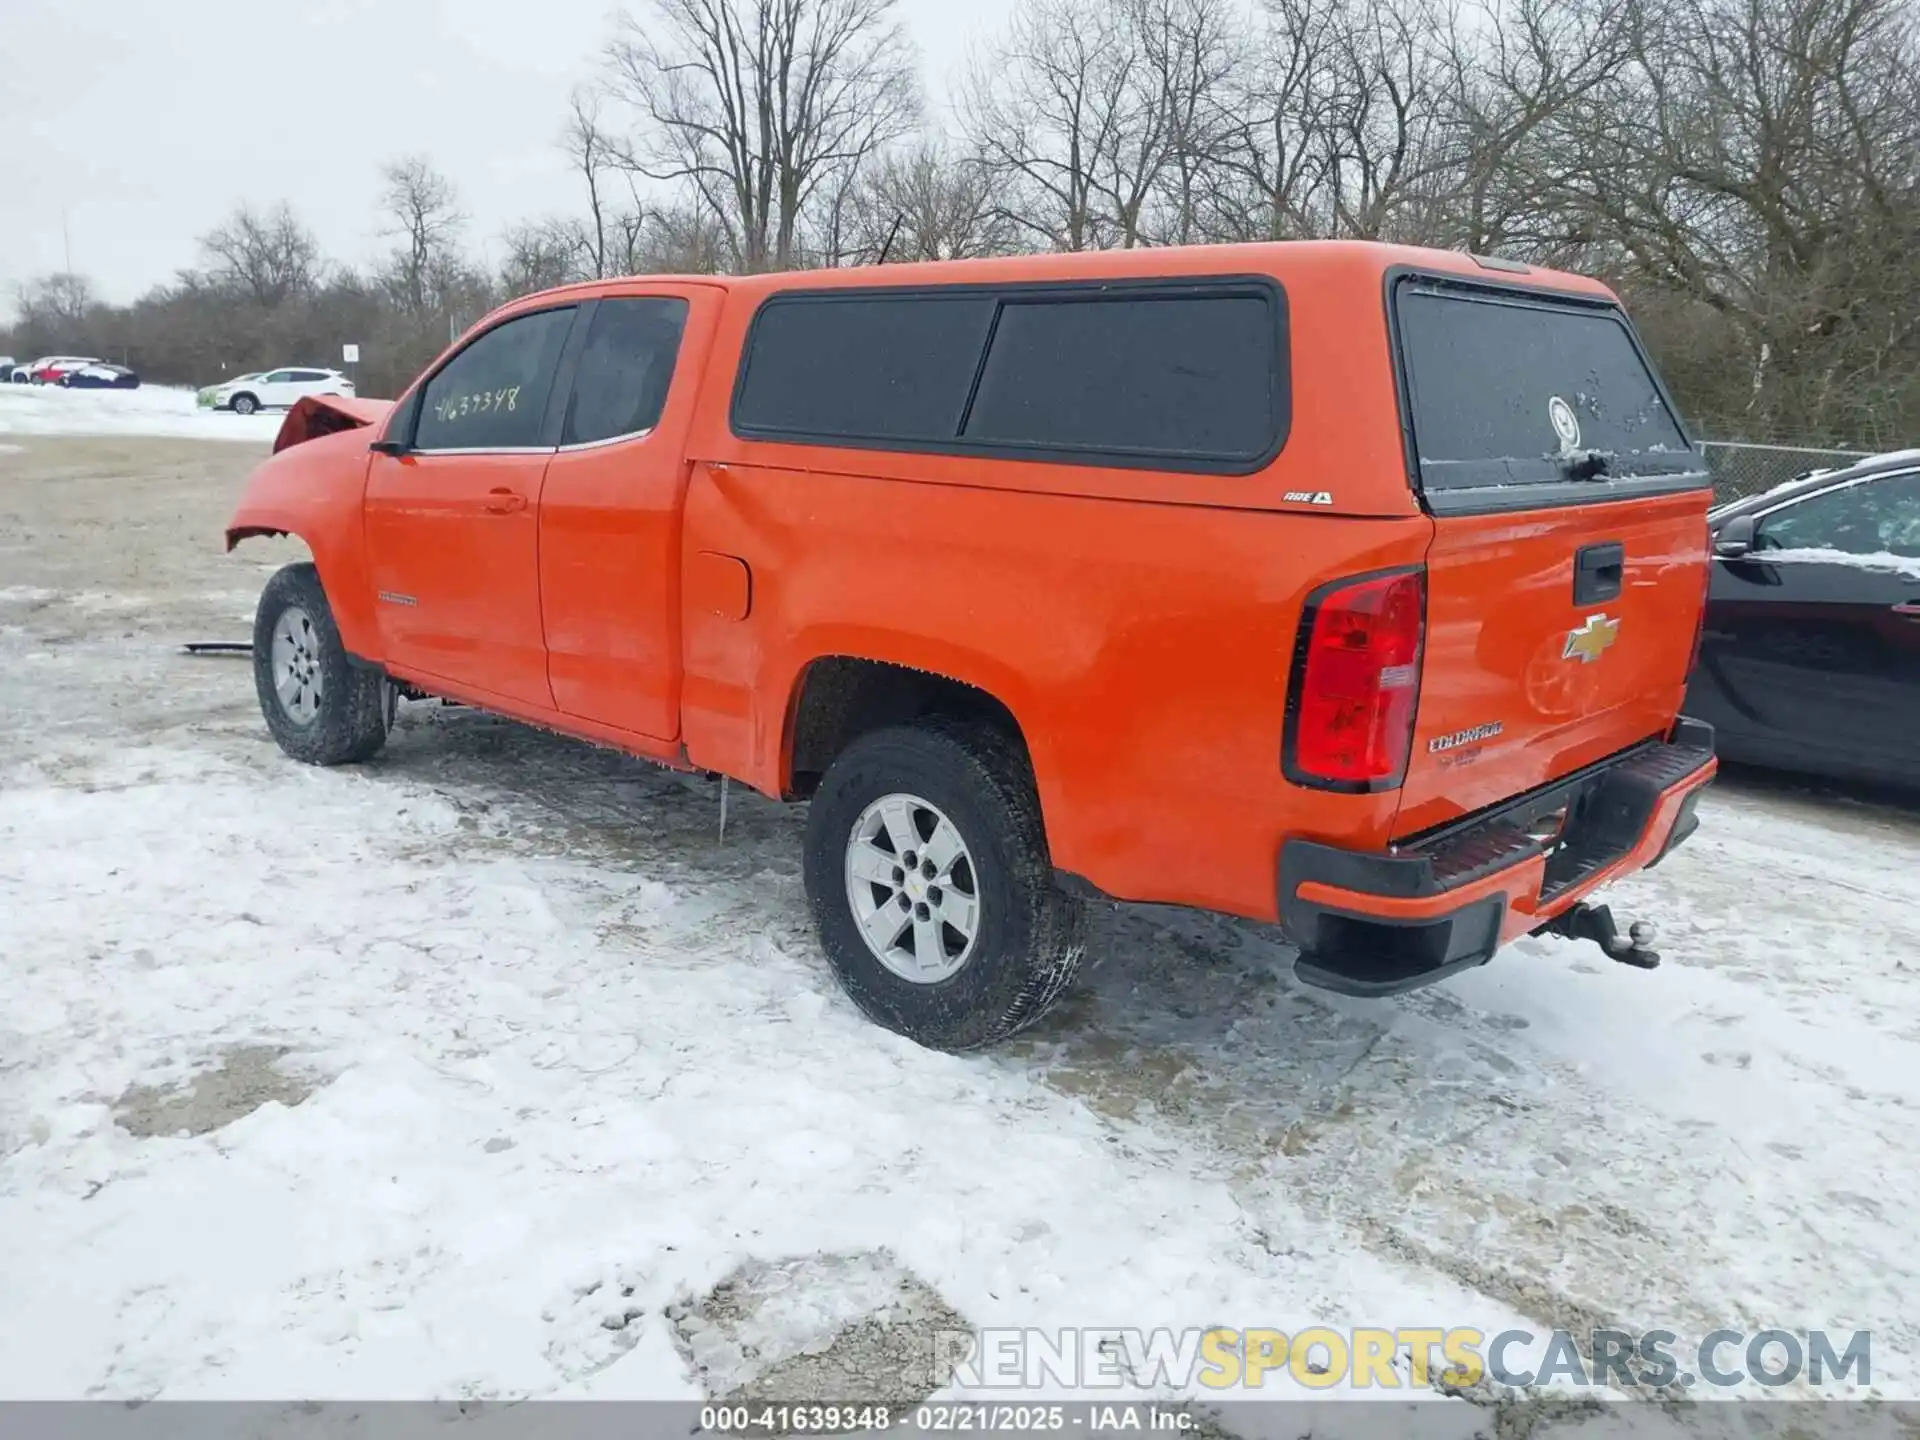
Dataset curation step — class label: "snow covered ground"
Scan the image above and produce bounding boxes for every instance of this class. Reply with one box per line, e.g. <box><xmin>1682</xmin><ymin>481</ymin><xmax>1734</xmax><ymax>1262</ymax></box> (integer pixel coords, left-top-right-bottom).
<box><xmin>0</xmin><ymin>382</ymin><xmax>283</xmax><ymax>442</ymax></box>
<box><xmin>2</xmin><ymin>743</ymin><xmax>1520</xmax><ymax>1404</ymax></box>
<box><xmin>2</xmin><ymin>434</ymin><xmax>1918</xmax><ymax>1433</ymax></box>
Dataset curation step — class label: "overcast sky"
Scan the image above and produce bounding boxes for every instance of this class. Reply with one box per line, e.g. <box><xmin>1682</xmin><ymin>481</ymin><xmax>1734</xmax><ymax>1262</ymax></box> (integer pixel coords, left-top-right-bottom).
<box><xmin>0</xmin><ymin>0</ymin><xmax>1018</xmax><ymax>306</ymax></box>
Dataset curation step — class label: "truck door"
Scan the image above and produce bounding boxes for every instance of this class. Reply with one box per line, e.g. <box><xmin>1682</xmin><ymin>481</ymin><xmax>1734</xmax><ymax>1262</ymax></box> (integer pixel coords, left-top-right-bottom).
<box><xmin>364</xmin><ymin>303</ymin><xmax>578</xmax><ymax>708</ymax></box>
<box><xmin>539</xmin><ymin>287</ymin><xmax>716</xmax><ymax>741</ymax></box>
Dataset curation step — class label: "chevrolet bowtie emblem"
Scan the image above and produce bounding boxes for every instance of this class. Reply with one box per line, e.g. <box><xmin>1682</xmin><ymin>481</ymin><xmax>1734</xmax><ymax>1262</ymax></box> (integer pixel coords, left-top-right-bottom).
<box><xmin>1563</xmin><ymin>613</ymin><xmax>1621</xmax><ymax>663</ymax></box>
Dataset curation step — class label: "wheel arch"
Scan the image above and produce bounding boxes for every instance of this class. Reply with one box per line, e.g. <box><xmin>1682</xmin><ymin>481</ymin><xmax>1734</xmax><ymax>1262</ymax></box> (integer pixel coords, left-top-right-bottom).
<box><xmin>226</xmin><ymin>438</ymin><xmax>382</xmax><ymax>662</ymax></box>
<box><xmin>780</xmin><ymin>653</ymin><xmax>1054</xmax><ymax>811</ymax></box>
<box><xmin>227</xmin><ymin>523</ymin><xmax>290</xmax><ymax>547</ymax></box>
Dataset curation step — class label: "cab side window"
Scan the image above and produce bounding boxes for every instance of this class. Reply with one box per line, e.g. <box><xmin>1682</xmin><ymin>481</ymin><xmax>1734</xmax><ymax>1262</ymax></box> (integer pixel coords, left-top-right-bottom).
<box><xmin>729</xmin><ymin>280</ymin><xmax>1286</xmax><ymax>472</ymax></box>
<box><xmin>1756</xmin><ymin>472</ymin><xmax>1920</xmax><ymax>559</ymax></box>
<box><xmin>562</xmin><ymin>298</ymin><xmax>690</xmax><ymax>446</ymax></box>
<box><xmin>415</xmin><ymin>306</ymin><xmax>576</xmax><ymax>452</ymax></box>
<box><xmin>962</xmin><ymin>295</ymin><xmax>1277</xmax><ymax>459</ymax></box>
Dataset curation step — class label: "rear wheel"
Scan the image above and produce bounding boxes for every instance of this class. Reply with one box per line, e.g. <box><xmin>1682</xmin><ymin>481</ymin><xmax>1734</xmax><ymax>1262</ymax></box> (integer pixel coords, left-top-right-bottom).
<box><xmin>231</xmin><ymin>392</ymin><xmax>259</xmax><ymax>415</ymax></box>
<box><xmin>802</xmin><ymin>722</ymin><xmax>1086</xmax><ymax>1051</ymax></box>
<box><xmin>253</xmin><ymin>563</ymin><xmax>393</xmax><ymax>766</ymax></box>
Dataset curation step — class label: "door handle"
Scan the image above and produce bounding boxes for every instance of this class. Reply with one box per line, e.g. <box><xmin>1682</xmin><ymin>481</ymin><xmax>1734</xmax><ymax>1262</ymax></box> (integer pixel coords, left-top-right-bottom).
<box><xmin>1573</xmin><ymin>541</ymin><xmax>1625</xmax><ymax>605</ymax></box>
<box><xmin>482</xmin><ymin>488</ymin><xmax>527</xmax><ymax>515</ymax></box>
<box><xmin>1893</xmin><ymin>602</ymin><xmax>1920</xmax><ymax>617</ymax></box>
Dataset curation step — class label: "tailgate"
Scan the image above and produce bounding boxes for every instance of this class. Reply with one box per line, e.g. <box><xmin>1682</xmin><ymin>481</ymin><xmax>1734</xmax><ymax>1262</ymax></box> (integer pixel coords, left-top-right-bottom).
<box><xmin>1388</xmin><ymin>273</ymin><xmax>1712</xmax><ymax>836</ymax></box>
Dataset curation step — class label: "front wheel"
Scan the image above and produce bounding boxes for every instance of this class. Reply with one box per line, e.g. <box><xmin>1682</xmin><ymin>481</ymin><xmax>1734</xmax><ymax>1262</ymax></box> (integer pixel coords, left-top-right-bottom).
<box><xmin>802</xmin><ymin>722</ymin><xmax>1086</xmax><ymax>1051</ymax></box>
<box><xmin>230</xmin><ymin>392</ymin><xmax>259</xmax><ymax>415</ymax></box>
<box><xmin>253</xmin><ymin>563</ymin><xmax>393</xmax><ymax>765</ymax></box>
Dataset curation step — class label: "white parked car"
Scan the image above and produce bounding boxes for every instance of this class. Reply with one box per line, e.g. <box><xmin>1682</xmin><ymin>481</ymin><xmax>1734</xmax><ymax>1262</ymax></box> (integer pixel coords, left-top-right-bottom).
<box><xmin>210</xmin><ymin>367</ymin><xmax>355</xmax><ymax>415</ymax></box>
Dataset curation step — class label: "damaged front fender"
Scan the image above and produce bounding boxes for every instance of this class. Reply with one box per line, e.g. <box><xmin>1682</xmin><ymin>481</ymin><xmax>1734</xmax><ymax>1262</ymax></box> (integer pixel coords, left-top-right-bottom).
<box><xmin>226</xmin><ymin>395</ymin><xmax>390</xmax><ymax>662</ymax></box>
<box><xmin>270</xmin><ymin>393</ymin><xmax>397</xmax><ymax>455</ymax></box>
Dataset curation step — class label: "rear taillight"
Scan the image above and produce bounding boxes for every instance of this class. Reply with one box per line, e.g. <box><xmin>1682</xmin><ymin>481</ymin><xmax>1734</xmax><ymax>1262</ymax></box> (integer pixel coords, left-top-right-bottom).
<box><xmin>1284</xmin><ymin>568</ymin><xmax>1426</xmax><ymax>791</ymax></box>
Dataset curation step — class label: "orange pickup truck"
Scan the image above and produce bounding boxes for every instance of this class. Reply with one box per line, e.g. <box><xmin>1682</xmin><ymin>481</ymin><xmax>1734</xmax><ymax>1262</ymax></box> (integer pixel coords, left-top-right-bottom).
<box><xmin>228</xmin><ymin>241</ymin><xmax>1717</xmax><ymax>1050</ymax></box>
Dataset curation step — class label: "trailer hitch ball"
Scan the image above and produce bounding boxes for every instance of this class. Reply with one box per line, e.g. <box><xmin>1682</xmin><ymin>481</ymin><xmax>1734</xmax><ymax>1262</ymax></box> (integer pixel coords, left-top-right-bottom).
<box><xmin>1546</xmin><ymin>902</ymin><xmax>1662</xmax><ymax>970</ymax></box>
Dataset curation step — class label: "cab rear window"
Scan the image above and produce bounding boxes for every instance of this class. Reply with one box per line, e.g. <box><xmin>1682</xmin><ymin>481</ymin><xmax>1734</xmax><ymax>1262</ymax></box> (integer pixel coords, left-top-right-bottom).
<box><xmin>1394</xmin><ymin>280</ymin><xmax>1697</xmax><ymax>499</ymax></box>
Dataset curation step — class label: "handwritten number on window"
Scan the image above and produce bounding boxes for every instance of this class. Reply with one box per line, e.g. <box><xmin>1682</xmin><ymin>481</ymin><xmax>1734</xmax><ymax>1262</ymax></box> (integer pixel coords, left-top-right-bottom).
<box><xmin>433</xmin><ymin>385</ymin><xmax>520</xmax><ymax>426</ymax></box>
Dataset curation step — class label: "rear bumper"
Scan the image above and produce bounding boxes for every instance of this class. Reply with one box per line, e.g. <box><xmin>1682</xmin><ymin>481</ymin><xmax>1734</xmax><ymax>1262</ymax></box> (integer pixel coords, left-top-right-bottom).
<box><xmin>1279</xmin><ymin>718</ymin><xmax>1717</xmax><ymax>996</ymax></box>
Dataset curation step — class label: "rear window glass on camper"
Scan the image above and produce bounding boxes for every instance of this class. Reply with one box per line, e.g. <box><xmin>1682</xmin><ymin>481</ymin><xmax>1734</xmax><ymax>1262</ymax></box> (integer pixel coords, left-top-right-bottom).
<box><xmin>1395</xmin><ymin>283</ymin><xmax>1693</xmax><ymax>491</ymax></box>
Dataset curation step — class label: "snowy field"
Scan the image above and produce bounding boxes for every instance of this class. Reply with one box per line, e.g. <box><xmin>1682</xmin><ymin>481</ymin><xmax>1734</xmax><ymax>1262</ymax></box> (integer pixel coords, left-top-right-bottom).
<box><xmin>2</xmin><ymin>431</ymin><xmax>1918</xmax><ymax>1434</ymax></box>
<box><xmin>0</xmin><ymin>381</ymin><xmax>283</xmax><ymax>442</ymax></box>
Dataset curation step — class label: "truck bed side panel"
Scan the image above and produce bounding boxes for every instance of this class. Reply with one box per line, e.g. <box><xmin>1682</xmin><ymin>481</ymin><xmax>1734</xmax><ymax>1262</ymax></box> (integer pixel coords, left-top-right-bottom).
<box><xmin>680</xmin><ymin>468</ymin><xmax>1429</xmax><ymax>920</ymax></box>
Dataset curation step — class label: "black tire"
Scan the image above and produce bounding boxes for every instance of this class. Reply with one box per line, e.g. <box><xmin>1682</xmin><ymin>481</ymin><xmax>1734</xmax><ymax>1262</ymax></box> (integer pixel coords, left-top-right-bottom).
<box><xmin>802</xmin><ymin>722</ymin><xmax>1087</xmax><ymax>1051</ymax></box>
<box><xmin>252</xmin><ymin>562</ymin><xmax>392</xmax><ymax>766</ymax></box>
<box><xmin>231</xmin><ymin>392</ymin><xmax>259</xmax><ymax>415</ymax></box>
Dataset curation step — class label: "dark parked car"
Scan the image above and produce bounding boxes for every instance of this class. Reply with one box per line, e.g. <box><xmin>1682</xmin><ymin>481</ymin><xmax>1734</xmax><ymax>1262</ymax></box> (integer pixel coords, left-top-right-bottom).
<box><xmin>1686</xmin><ymin>451</ymin><xmax>1920</xmax><ymax>787</ymax></box>
<box><xmin>55</xmin><ymin>363</ymin><xmax>140</xmax><ymax>390</ymax></box>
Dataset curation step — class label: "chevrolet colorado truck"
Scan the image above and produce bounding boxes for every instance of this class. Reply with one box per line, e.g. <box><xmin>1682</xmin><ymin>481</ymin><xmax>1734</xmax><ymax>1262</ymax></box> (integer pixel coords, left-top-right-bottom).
<box><xmin>227</xmin><ymin>241</ymin><xmax>1718</xmax><ymax>1050</ymax></box>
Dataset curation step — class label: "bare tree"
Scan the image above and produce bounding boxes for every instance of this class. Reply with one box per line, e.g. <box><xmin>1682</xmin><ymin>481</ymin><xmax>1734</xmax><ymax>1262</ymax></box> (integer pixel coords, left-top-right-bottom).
<box><xmin>605</xmin><ymin>0</ymin><xmax>922</xmax><ymax>272</ymax></box>
<box><xmin>608</xmin><ymin>204</ymin><xmax>654</xmax><ymax>275</ymax></box>
<box><xmin>962</xmin><ymin>0</ymin><xmax>1138</xmax><ymax>251</ymax></box>
<box><xmin>1561</xmin><ymin>0</ymin><xmax>1920</xmax><ymax>441</ymax></box>
<box><xmin>499</xmin><ymin>219</ymin><xmax>593</xmax><ymax>297</ymax></box>
<box><xmin>1134</xmin><ymin>0</ymin><xmax>1246</xmax><ymax>245</ymax></box>
<box><xmin>840</xmin><ymin>144</ymin><xmax>1019</xmax><ymax>262</ymax></box>
<box><xmin>635</xmin><ymin>200</ymin><xmax>734</xmax><ymax>272</ymax></box>
<box><xmin>197</xmin><ymin>203</ymin><xmax>324</xmax><ymax>309</ymax></box>
<box><xmin>1317</xmin><ymin>0</ymin><xmax>1457</xmax><ymax>241</ymax></box>
<box><xmin>13</xmin><ymin>272</ymin><xmax>96</xmax><ymax>332</ymax></box>
<box><xmin>1203</xmin><ymin>0</ymin><xmax>1345</xmax><ymax>240</ymax></box>
<box><xmin>1432</xmin><ymin>0</ymin><xmax>1639</xmax><ymax>260</ymax></box>
<box><xmin>562</xmin><ymin>88</ymin><xmax>621</xmax><ymax>278</ymax></box>
<box><xmin>1082</xmin><ymin>1</ymin><xmax>1177</xmax><ymax>248</ymax></box>
<box><xmin>378</xmin><ymin>157</ymin><xmax>468</xmax><ymax>314</ymax></box>
<box><xmin>9</xmin><ymin>271</ymin><xmax>103</xmax><ymax>362</ymax></box>
<box><xmin>556</xmin><ymin>92</ymin><xmax>660</xmax><ymax>278</ymax></box>
<box><xmin>964</xmin><ymin>0</ymin><xmax>1249</xmax><ymax>251</ymax></box>
<box><xmin>1198</xmin><ymin>0</ymin><xmax>1459</xmax><ymax>245</ymax></box>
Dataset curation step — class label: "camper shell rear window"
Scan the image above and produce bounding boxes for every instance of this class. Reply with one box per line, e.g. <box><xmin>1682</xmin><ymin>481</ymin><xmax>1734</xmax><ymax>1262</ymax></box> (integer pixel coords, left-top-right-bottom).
<box><xmin>1391</xmin><ymin>275</ymin><xmax>1707</xmax><ymax>512</ymax></box>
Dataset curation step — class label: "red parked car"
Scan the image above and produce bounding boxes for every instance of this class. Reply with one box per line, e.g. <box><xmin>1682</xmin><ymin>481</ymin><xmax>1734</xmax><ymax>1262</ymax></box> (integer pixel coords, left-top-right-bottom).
<box><xmin>25</xmin><ymin>356</ymin><xmax>103</xmax><ymax>385</ymax></box>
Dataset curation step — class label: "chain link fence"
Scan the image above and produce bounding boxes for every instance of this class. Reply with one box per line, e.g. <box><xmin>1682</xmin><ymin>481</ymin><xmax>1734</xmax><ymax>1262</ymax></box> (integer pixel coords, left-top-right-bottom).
<box><xmin>1698</xmin><ymin>440</ymin><xmax>1874</xmax><ymax>505</ymax></box>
